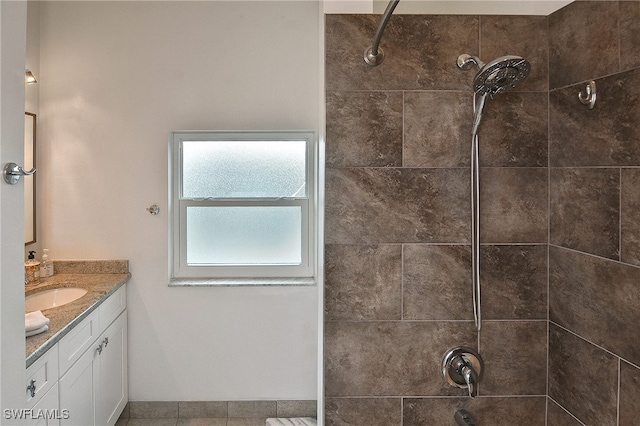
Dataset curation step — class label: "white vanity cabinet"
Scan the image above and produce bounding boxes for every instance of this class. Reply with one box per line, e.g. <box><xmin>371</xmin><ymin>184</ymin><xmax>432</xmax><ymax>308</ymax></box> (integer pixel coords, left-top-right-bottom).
<box><xmin>57</xmin><ymin>284</ymin><xmax>128</xmax><ymax>426</ymax></box>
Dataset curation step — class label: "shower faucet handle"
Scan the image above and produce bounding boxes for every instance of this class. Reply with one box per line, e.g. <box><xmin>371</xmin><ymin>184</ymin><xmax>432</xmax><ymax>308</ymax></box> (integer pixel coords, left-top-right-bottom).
<box><xmin>460</xmin><ymin>362</ymin><xmax>478</xmax><ymax>398</ymax></box>
<box><xmin>442</xmin><ymin>346</ymin><xmax>484</xmax><ymax>398</ymax></box>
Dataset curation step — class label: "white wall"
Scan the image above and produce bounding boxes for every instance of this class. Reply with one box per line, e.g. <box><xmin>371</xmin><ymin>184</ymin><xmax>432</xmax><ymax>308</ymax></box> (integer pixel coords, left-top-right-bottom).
<box><xmin>38</xmin><ymin>1</ymin><xmax>320</xmax><ymax>401</ymax></box>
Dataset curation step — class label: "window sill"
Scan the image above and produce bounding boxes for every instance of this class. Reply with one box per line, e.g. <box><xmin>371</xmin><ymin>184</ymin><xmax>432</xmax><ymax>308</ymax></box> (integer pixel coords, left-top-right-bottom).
<box><xmin>169</xmin><ymin>277</ymin><xmax>316</xmax><ymax>287</ymax></box>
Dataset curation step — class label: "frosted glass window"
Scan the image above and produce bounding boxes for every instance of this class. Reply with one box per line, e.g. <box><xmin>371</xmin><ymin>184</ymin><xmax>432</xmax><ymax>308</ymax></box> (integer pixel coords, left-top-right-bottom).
<box><xmin>182</xmin><ymin>141</ymin><xmax>307</xmax><ymax>198</ymax></box>
<box><xmin>170</xmin><ymin>130</ymin><xmax>316</xmax><ymax>283</ymax></box>
<box><xmin>186</xmin><ymin>206</ymin><xmax>302</xmax><ymax>265</ymax></box>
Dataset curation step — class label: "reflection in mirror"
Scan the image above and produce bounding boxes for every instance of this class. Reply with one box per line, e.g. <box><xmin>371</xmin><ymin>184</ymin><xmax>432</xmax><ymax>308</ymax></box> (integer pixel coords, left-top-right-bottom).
<box><xmin>25</xmin><ymin>112</ymin><xmax>36</xmax><ymax>245</ymax></box>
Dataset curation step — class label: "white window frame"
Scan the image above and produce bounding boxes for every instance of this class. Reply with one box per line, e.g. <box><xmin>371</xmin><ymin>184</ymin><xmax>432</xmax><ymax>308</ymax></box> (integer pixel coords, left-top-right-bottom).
<box><xmin>169</xmin><ymin>130</ymin><xmax>317</xmax><ymax>285</ymax></box>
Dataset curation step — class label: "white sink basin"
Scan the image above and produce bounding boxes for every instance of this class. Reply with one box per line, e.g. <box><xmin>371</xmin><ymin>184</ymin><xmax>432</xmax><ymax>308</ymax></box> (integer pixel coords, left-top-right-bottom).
<box><xmin>26</xmin><ymin>287</ymin><xmax>88</xmax><ymax>312</ymax></box>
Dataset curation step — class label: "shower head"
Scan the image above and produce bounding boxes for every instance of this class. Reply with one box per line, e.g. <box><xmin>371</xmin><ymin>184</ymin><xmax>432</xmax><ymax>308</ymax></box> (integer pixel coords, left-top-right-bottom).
<box><xmin>457</xmin><ymin>54</ymin><xmax>531</xmax><ymax>97</ymax></box>
<box><xmin>474</xmin><ymin>55</ymin><xmax>530</xmax><ymax>96</ymax></box>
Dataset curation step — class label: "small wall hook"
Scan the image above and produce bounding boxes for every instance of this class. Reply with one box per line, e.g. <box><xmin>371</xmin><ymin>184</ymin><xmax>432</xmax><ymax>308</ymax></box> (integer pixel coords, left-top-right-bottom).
<box><xmin>578</xmin><ymin>80</ymin><xmax>597</xmax><ymax>110</ymax></box>
<box><xmin>3</xmin><ymin>162</ymin><xmax>36</xmax><ymax>185</ymax></box>
<box><xmin>146</xmin><ymin>205</ymin><xmax>160</xmax><ymax>215</ymax></box>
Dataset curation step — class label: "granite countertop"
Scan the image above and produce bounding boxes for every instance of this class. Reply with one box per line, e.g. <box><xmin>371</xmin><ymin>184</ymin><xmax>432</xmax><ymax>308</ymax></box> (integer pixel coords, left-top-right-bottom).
<box><xmin>25</xmin><ymin>260</ymin><xmax>131</xmax><ymax>368</ymax></box>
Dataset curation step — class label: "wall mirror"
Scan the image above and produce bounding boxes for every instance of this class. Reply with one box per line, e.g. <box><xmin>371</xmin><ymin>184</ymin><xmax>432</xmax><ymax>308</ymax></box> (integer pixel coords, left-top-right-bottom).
<box><xmin>25</xmin><ymin>112</ymin><xmax>36</xmax><ymax>245</ymax></box>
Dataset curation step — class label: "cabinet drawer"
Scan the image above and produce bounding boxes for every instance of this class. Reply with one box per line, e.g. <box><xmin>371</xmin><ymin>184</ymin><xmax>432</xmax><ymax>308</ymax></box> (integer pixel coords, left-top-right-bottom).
<box><xmin>99</xmin><ymin>285</ymin><xmax>126</xmax><ymax>333</ymax></box>
<box><xmin>58</xmin><ymin>309</ymin><xmax>99</xmax><ymax>375</ymax></box>
<box><xmin>26</xmin><ymin>344</ymin><xmax>58</xmax><ymax>408</ymax></box>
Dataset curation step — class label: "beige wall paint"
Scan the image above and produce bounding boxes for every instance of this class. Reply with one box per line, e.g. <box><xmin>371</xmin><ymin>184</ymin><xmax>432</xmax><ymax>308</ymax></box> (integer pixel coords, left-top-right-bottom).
<box><xmin>38</xmin><ymin>1</ymin><xmax>320</xmax><ymax>401</ymax></box>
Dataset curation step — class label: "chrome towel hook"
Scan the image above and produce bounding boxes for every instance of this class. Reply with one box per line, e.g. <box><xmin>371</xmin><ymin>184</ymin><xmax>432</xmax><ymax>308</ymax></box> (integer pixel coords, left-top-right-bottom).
<box><xmin>146</xmin><ymin>205</ymin><xmax>160</xmax><ymax>215</ymax></box>
<box><xmin>578</xmin><ymin>80</ymin><xmax>597</xmax><ymax>109</ymax></box>
<box><xmin>3</xmin><ymin>162</ymin><xmax>36</xmax><ymax>185</ymax></box>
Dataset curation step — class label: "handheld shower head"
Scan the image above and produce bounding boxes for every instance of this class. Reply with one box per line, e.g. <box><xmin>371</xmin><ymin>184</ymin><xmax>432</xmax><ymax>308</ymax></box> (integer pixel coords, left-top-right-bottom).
<box><xmin>472</xmin><ymin>55</ymin><xmax>530</xmax><ymax>96</ymax></box>
<box><xmin>457</xmin><ymin>54</ymin><xmax>530</xmax><ymax>96</ymax></box>
<box><xmin>457</xmin><ymin>54</ymin><xmax>531</xmax><ymax>135</ymax></box>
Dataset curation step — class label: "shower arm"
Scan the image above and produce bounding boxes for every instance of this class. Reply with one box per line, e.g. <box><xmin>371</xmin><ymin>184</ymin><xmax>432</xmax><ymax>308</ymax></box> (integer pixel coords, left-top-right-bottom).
<box><xmin>364</xmin><ymin>0</ymin><xmax>400</xmax><ymax>66</ymax></box>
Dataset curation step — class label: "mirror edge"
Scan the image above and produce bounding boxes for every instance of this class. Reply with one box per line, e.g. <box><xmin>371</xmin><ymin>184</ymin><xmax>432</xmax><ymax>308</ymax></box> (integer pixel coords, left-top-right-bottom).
<box><xmin>25</xmin><ymin>111</ymin><xmax>36</xmax><ymax>246</ymax></box>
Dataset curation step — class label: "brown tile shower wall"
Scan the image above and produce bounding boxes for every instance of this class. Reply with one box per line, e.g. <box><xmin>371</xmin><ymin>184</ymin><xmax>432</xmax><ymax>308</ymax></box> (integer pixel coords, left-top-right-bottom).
<box><xmin>324</xmin><ymin>14</ymin><xmax>549</xmax><ymax>426</ymax></box>
<box><xmin>548</xmin><ymin>1</ymin><xmax>640</xmax><ymax>425</ymax></box>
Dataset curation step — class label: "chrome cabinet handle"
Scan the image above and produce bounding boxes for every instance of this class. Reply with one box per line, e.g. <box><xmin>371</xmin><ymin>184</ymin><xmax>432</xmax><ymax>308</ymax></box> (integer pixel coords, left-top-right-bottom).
<box><xmin>3</xmin><ymin>162</ymin><xmax>36</xmax><ymax>185</ymax></box>
<box><xmin>27</xmin><ymin>379</ymin><xmax>36</xmax><ymax>397</ymax></box>
<box><xmin>97</xmin><ymin>337</ymin><xmax>109</xmax><ymax>355</ymax></box>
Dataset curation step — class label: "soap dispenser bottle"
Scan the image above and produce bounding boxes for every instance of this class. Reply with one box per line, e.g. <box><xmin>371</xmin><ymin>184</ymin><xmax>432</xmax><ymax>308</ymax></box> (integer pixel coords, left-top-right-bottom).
<box><xmin>25</xmin><ymin>251</ymin><xmax>40</xmax><ymax>285</ymax></box>
<box><xmin>40</xmin><ymin>249</ymin><xmax>54</xmax><ymax>278</ymax></box>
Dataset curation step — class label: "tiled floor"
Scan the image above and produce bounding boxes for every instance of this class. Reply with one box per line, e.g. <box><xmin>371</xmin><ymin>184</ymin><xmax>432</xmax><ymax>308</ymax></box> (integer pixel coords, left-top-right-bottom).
<box><xmin>116</xmin><ymin>400</ymin><xmax>317</xmax><ymax>426</ymax></box>
<box><xmin>117</xmin><ymin>418</ymin><xmax>267</xmax><ymax>426</ymax></box>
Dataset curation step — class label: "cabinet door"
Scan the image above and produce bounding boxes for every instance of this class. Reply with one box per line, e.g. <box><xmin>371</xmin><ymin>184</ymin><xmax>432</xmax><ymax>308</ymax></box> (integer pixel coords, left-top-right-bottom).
<box><xmin>24</xmin><ymin>386</ymin><xmax>61</xmax><ymax>426</ymax></box>
<box><xmin>58</xmin><ymin>342</ymin><xmax>96</xmax><ymax>426</ymax></box>
<box><xmin>96</xmin><ymin>310</ymin><xmax>128</xmax><ymax>426</ymax></box>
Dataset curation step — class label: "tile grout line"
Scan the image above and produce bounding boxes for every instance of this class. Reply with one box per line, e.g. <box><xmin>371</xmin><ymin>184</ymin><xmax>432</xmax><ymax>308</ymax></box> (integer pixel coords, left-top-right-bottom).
<box><xmin>546</xmin><ymin>21</ymin><xmax>551</xmax><ymax>419</ymax></box>
<box><xmin>617</xmin><ymin>358</ymin><xmax>621</xmax><ymax>426</ymax></box>
<box><xmin>548</xmin><ymin>396</ymin><xmax>587</xmax><ymax>426</ymax></box>
<box><xmin>548</xmin><ymin>243</ymin><xmax>640</xmax><ymax>271</ymax></box>
<box><xmin>619</xmin><ymin>167</ymin><xmax>622</xmax><ymax>264</ymax></box>
<box><xmin>549</xmin><ymin>321</ymin><xmax>640</xmax><ymax>370</ymax></box>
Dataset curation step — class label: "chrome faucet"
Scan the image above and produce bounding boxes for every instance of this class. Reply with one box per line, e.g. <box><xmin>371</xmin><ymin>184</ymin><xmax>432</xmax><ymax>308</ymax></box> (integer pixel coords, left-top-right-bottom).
<box><xmin>454</xmin><ymin>409</ymin><xmax>477</xmax><ymax>426</ymax></box>
<box><xmin>456</xmin><ymin>357</ymin><xmax>479</xmax><ymax>397</ymax></box>
<box><xmin>442</xmin><ymin>347</ymin><xmax>484</xmax><ymax>398</ymax></box>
